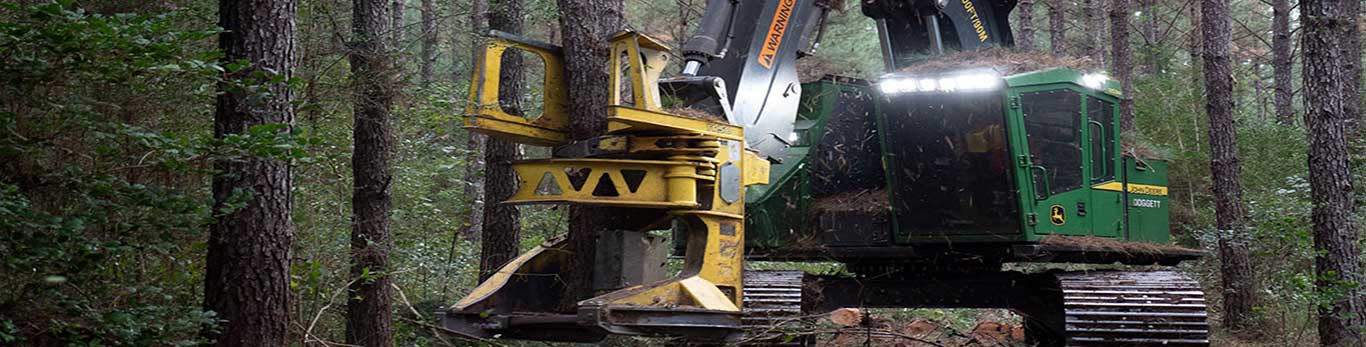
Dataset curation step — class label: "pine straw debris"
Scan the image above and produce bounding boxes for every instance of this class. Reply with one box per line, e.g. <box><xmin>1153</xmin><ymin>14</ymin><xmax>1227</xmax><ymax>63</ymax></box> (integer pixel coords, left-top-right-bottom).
<box><xmin>1039</xmin><ymin>235</ymin><xmax>1200</xmax><ymax>256</ymax></box>
<box><xmin>1121</xmin><ymin>137</ymin><xmax>1168</xmax><ymax>160</ymax></box>
<box><xmin>810</xmin><ymin>189</ymin><xmax>890</xmax><ymax>214</ymax></box>
<box><xmin>663</xmin><ymin>106</ymin><xmax>726</xmax><ymax>121</ymax></box>
<box><xmin>897</xmin><ymin>48</ymin><xmax>1099</xmax><ymax>76</ymax></box>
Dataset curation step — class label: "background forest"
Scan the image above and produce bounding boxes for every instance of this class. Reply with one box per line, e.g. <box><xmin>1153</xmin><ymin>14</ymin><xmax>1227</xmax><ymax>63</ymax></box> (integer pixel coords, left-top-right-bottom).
<box><xmin>0</xmin><ymin>0</ymin><xmax>1362</xmax><ymax>346</ymax></box>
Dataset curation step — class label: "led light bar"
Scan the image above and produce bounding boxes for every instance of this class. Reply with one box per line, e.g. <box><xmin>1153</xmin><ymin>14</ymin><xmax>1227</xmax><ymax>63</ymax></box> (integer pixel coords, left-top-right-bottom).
<box><xmin>877</xmin><ymin>72</ymin><xmax>1002</xmax><ymax>95</ymax></box>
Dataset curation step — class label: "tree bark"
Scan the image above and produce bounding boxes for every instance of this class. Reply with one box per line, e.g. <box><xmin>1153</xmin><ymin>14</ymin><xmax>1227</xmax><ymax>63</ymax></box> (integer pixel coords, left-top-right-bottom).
<box><xmin>420</xmin><ymin>0</ymin><xmax>437</xmax><ymax>85</ymax></box>
<box><xmin>1017</xmin><ymin>0</ymin><xmax>1036</xmax><ymax>50</ymax></box>
<box><xmin>1049</xmin><ymin>0</ymin><xmax>1067</xmax><ymax>55</ymax></box>
<box><xmin>392</xmin><ymin>0</ymin><xmax>405</xmax><ymax>78</ymax></box>
<box><xmin>1084</xmin><ymin>0</ymin><xmax>1107</xmax><ymax>66</ymax></box>
<box><xmin>555</xmin><ymin>0</ymin><xmax>624</xmax><ymax>312</ymax></box>
<box><xmin>1202</xmin><ymin>0</ymin><xmax>1258</xmax><ymax>333</ymax></box>
<box><xmin>1303</xmin><ymin>0</ymin><xmax>1365</xmax><ymax>344</ymax></box>
<box><xmin>1255</xmin><ymin>60</ymin><xmax>1267</xmax><ymax>121</ymax></box>
<box><xmin>205</xmin><ymin>1</ymin><xmax>297</xmax><ymax>345</ymax></box>
<box><xmin>1272</xmin><ymin>0</ymin><xmax>1294</xmax><ymax>125</ymax></box>
<box><xmin>1342</xmin><ymin>0</ymin><xmax>1359</xmax><ymax>130</ymax></box>
<box><xmin>347</xmin><ymin>0</ymin><xmax>396</xmax><ymax>346</ymax></box>
<box><xmin>460</xmin><ymin>0</ymin><xmax>488</xmax><ymax>241</ymax></box>
<box><xmin>478</xmin><ymin>0</ymin><xmax>524</xmax><ymax>282</ymax></box>
<box><xmin>1141</xmin><ymin>0</ymin><xmax>1158</xmax><ymax>74</ymax></box>
<box><xmin>1189</xmin><ymin>1</ymin><xmax>1201</xmax><ymax>65</ymax></box>
<box><xmin>1112</xmin><ymin>0</ymin><xmax>1134</xmax><ymax>131</ymax></box>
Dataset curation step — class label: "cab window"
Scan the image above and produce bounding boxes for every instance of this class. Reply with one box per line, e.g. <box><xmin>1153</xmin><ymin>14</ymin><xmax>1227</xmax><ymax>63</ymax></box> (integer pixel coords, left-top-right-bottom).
<box><xmin>1088</xmin><ymin>96</ymin><xmax>1116</xmax><ymax>183</ymax></box>
<box><xmin>1021</xmin><ymin>89</ymin><xmax>1082</xmax><ymax>198</ymax></box>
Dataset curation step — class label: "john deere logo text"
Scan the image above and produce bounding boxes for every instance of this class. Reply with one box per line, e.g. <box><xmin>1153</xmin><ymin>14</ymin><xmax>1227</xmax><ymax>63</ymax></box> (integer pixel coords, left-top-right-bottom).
<box><xmin>757</xmin><ymin>0</ymin><xmax>797</xmax><ymax>68</ymax></box>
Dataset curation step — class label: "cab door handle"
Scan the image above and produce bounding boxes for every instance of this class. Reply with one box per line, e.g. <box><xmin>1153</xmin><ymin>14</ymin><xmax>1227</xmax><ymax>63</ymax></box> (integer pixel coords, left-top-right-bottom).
<box><xmin>1029</xmin><ymin>165</ymin><xmax>1050</xmax><ymax>200</ymax></box>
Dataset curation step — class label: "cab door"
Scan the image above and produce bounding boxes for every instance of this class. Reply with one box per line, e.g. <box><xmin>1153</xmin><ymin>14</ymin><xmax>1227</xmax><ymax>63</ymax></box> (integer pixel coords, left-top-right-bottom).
<box><xmin>1085</xmin><ymin>96</ymin><xmax>1122</xmax><ymax>238</ymax></box>
<box><xmin>1009</xmin><ymin>87</ymin><xmax>1092</xmax><ymax>236</ymax></box>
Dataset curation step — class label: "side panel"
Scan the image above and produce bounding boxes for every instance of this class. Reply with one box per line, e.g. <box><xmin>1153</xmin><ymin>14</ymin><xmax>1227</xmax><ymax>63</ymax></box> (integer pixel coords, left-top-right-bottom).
<box><xmin>745</xmin><ymin>80</ymin><xmax>887</xmax><ymax>252</ymax></box>
<box><xmin>1009</xmin><ymin>86</ymin><xmax>1094</xmax><ymax>238</ymax></box>
<box><xmin>1122</xmin><ymin>159</ymin><xmax>1171</xmax><ymax>243</ymax></box>
<box><xmin>879</xmin><ymin>89</ymin><xmax>1020</xmax><ymax>242</ymax></box>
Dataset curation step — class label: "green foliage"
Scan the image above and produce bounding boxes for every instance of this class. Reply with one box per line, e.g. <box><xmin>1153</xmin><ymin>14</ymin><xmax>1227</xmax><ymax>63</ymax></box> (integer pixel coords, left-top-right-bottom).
<box><xmin>0</xmin><ymin>2</ymin><xmax>313</xmax><ymax>345</ymax></box>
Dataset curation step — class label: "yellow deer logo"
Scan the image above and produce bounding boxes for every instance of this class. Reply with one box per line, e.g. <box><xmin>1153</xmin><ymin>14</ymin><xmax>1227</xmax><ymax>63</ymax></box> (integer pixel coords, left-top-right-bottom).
<box><xmin>1049</xmin><ymin>205</ymin><xmax>1066</xmax><ymax>226</ymax></box>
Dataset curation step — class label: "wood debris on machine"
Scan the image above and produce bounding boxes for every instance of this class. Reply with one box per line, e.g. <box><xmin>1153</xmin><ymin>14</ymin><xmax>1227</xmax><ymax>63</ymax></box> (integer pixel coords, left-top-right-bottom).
<box><xmin>898</xmin><ymin>48</ymin><xmax>1099</xmax><ymax>76</ymax></box>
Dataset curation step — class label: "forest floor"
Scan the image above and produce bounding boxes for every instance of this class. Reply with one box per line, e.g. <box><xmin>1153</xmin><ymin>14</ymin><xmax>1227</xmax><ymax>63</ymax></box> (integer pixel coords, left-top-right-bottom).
<box><xmin>806</xmin><ymin>309</ymin><xmax>1031</xmax><ymax>347</ymax></box>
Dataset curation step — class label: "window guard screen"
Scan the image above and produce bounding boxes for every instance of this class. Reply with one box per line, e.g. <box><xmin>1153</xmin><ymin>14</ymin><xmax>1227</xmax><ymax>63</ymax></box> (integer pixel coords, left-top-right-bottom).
<box><xmin>1021</xmin><ymin>89</ymin><xmax>1083</xmax><ymax>198</ymax></box>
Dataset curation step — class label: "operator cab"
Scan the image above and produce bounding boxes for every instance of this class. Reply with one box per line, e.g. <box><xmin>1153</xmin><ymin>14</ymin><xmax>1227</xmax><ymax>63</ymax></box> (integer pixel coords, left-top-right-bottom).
<box><xmin>874</xmin><ymin>68</ymin><xmax>1154</xmax><ymax>244</ymax></box>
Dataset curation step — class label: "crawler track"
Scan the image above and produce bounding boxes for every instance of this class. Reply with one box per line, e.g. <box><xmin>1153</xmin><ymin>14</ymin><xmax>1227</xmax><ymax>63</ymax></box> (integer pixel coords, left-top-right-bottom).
<box><xmin>741</xmin><ymin>270</ymin><xmax>807</xmax><ymax>346</ymax></box>
<box><xmin>1057</xmin><ymin>271</ymin><xmax>1210</xmax><ymax>347</ymax></box>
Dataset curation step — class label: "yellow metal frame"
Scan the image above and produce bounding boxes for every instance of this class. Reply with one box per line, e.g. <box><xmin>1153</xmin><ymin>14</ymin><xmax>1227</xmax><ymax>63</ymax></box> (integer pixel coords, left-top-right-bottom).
<box><xmin>464</xmin><ymin>34</ymin><xmax>571</xmax><ymax>146</ymax></box>
<box><xmin>451</xmin><ymin>30</ymin><xmax>772</xmax><ymax>338</ymax></box>
<box><xmin>505</xmin><ymin>158</ymin><xmax>711</xmax><ymax>208</ymax></box>
<box><xmin>579</xmin><ymin>137</ymin><xmax>750</xmax><ymax>312</ymax></box>
<box><xmin>608</xmin><ymin>31</ymin><xmax>671</xmax><ymax>110</ymax></box>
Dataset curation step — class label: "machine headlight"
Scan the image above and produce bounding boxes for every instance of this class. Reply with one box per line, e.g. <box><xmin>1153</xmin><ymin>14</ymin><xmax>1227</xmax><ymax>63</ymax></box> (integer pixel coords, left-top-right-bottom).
<box><xmin>947</xmin><ymin>73</ymin><xmax>1000</xmax><ymax>92</ymax></box>
<box><xmin>1081</xmin><ymin>73</ymin><xmax>1109</xmax><ymax>89</ymax></box>
<box><xmin>916</xmin><ymin>79</ymin><xmax>938</xmax><ymax>92</ymax></box>
<box><xmin>877</xmin><ymin>72</ymin><xmax>1001</xmax><ymax>95</ymax></box>
<box><xmin>878</xmin><ymin>78</ymin><xmax>905</xmax><ymax>94</ymax></box>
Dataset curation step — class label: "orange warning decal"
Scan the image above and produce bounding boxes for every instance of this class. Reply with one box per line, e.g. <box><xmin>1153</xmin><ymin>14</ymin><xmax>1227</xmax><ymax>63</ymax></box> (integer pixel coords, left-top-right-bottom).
<box><xmin>757</xmin><ymin>0</ymin><xmax>797</xmax><ymax>69</ymax></box>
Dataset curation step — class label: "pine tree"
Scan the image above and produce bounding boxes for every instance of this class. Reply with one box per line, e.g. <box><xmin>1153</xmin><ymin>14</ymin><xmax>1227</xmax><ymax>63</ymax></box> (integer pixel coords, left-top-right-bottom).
<box><xmin>1302</xmin><ymin>0</ymin><xmax>1365</xmax><ymax>344</ymax></box>
<box><xmin>1341</xmin><ymin>0</ymin><xmax>1359</xmax><ymax>129</ymax></box>
<box><xmin>1140</xmin><ymin>0</ymin><xmax>1158</xmax><ymax>74</ymax></box>
<box><xmin>555</xmin><ymin>0</ymin><xmax>624</xmax><ymax>311</ymax></box>
<box><xmin>392</xmin><ymin>0</ymin><xmax>405</xmax><ymax>78</ymax></box>
<box><xmin>1202</xmin><ymin>0</ymin><xmax>1258</xmax><ymax>332</ymax></box>
<box><xmin>479</xmin><ymin>0</ymin><xmax>524</xmax><ymax>282</ymax></box>
<box><xmin>1017</xmin><ymin>0</ymin><xmax>1036</xmax><ymax>50</ymax></box>
<box><xmin>347</xmin><ymin>0</ymin><xmax>397</xmax><ymax>345</ymax></box>
<box><xmin>1084</xmin><ymin>0</ymin><xmax>1107</xmax><ymax>65</ymax></box>
<box><xmin>1272</xmin><ymin>0</ymin><xmax>1294</xmax><ymax>125</ymax></box>
<box><xmin>204</xmin><ymin>1</ymin><xmax>298</xmax><ymax>345</ymax></box>
<box><xmin>419</xmin><ymin>0</ymin><xmax>437</xmax><ymax>85</ymax></box>
<box><xmin>1112</xmin><ymin>0</ymin><xmax>1134</xmax><ymax>131</ymax></box>
<box><xmin>1048</xmin><ymin>0</ymin><xmax>1067</xmax><ymax>55</ymax></box>
<box><xmin>460</xmin><ymin>0</ymin><xmax>489</xmax><ymax>241</ymax></box>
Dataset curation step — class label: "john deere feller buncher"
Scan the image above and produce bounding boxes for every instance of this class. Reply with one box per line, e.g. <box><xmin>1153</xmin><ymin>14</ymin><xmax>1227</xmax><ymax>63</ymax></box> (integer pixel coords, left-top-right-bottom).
<box><xmin>447</xmin><ymin>0</ymin><xmax>1210</xmax><ymax>346</ymax></box>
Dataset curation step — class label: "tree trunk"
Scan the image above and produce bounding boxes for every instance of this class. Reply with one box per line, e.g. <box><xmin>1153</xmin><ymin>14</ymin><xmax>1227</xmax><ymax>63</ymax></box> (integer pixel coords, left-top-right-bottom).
<box><xmin>1189</xmin><ymin>1</ymin><xmax>1201</xmax><ymax>65</ymax></box>
<box><xmin>392</xmin><ymin>0</ymin><xmax>405</xmax><ymax>78</ymax></box>
<box><xmin>460</xmin><ymin>0</ymin><xmax>488</xmax><ymax>241</ymax></box>
<box><xmin>1017</xmin><ymin>0</ymin><xmax>1036</xmax><ymax>50</ymax></box>
<box><xmin>1085</xmin><ymin>0</ymin><xmax>1107</xmax><ymax>66</ymax></box>
<box><xmin>1049</xmin><ymin>0</ymin><xmax>1067</xmax><ymax>55</ymax></box>
<box><xmin>204</xmin><ymin>1</ymin><xmax>297</xmax><ymax>345</ymax></box>
<box><xmin>1272</xmin><ymin>0</ymin><xmax>1294</xmax><ymax>125</ymax></box>
<box><xmin>555</xmin><ymin>0</ymin><xmax>624</xmax><ymax>312</ymax></box>
<box><xmin>420</xmin><ymin>0</ymin><xmax>437</xmax><ymax>85</ymax></box>
<box><xmin>347</xmin><ymin>0</ymin><xmax>396</xmax><ymax>346</ymax></box>
<box><xmin>1255</xmin><ymin>61</ymin><xmax>1267</xmax><ymax>121</ymax></box>
<box><xmin>478</xmin><ymin>0</ymin><xmax>524</xmax><ymax>282</ymax></box>
<box><xmin>1303</xmin><ymin>0</ymin><xmax>1365</xmax><ymax>344</ymax></box>
<box><xmin>1141</xmin><ymin>0</ymin><xmax>1158</xmax><ymax>74</ymax></box>
<box><xmin>1342</xmin><ymin>0</ymin><xmax>1359</xmax><ymax>130</ymax></box>
<box><xmin>1112</xmin><ymin>0</ymin><xmax>1133</xmax><ymax>131</ymax></box>
<box><xmin>1202</xmin><ymin>0</ymin><xmax>1258</xmax><ymax>333</ymax></box>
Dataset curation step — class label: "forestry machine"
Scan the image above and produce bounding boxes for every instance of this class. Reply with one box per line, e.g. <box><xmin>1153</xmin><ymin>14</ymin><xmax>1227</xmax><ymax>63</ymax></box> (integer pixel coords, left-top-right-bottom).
<box><xmin>448</xmin><ymin>0</ymin><xmax>1210</xmax><ymax>346</ymax></box>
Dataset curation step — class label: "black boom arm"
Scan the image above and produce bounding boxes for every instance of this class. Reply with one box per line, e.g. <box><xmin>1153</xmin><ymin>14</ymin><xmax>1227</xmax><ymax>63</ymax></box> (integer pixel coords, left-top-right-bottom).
<box><xmin>666</xmin><ymin>0</ymin><xmax>1016</xmax><ymax>160</ymax></box>
<box><xmin>863</xmin><ymin>0</ymin><xmax>1017</xmax><ymax>69</ymax></box>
